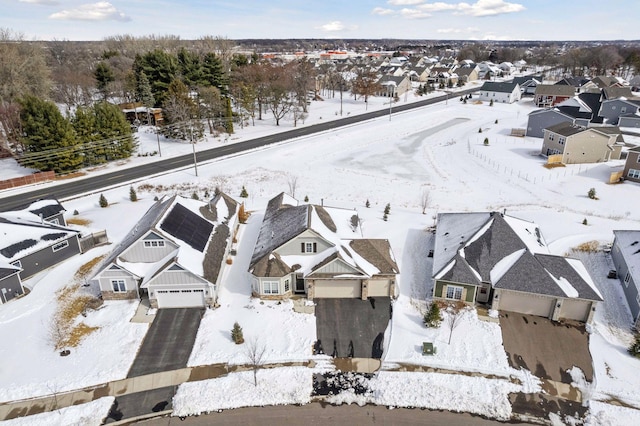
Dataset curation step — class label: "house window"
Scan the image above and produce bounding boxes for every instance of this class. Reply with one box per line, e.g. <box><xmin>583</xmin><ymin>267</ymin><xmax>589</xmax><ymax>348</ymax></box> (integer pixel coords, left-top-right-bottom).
<box><xmin>301</xmin><ymin>242</ymin><xmax>317</xmax><ymax>253</ymax></box>
<box><xmin>549</xmin><ymin>134</ymin><xmax>555</xmax><ymax>142</ymax></box>
<box><xmin>624</xmin><ymin>272</ymin><xmax>631</xmax><ymax>288</ymax></box>
<box><xmin>446</xmin><ymin>285</ymin><xmax>463</xmax><ymax>300</ymax></box>
<box><xmin>49</xmin><ymin>218</ymin><xmax>60</xmax><ymax>225</ymax></box>
<box><xmin>263</xmin><ymin>281</ymin><xmax>279</xmax><ymax>294</ymax></box>
<box><xmin>52</xmin><ymin>240</ymin><xmax>69</xmax><ymax>252</ymax></box>
<box><xmin>11</xmin><ymin>260</ymin><xmax>22</xmax><ymax>269</ymax></box>
<box><xmin>144</xmin><ymin>240</ymin><xmax>165</xmax><ymax>248</ymax></box>
<box><xmin>284</xmin><ymin>279</ymin><xmax>290</xmax><ymax>292</ymax></box>
<box><xmin>558</xmin><ymin>137</ymin><xmax>566</xmax><ymax>145</ymax></box>
<box><xmin>628</xmin><ymin>169</ymin><xmax>640</xmax><ymax>179</ymax></box>
<box><xmin>111</xmin><ymin>279</ymin><xmax>126</xmax><ymax>292</ymax></box>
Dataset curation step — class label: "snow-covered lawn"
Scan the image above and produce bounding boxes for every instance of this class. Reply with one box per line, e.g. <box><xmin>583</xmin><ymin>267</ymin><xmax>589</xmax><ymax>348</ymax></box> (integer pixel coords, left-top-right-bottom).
<box><xmin>2</xmin><ymin>81</ymin><xmax>640</xmax><ymax>423</ymax></box>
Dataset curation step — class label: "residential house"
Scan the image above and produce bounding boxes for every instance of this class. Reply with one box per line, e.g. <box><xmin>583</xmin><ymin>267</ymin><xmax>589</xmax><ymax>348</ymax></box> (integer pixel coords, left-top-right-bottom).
<box><xmin>512</xmin><ymin>75</ymin><xmax>544</xmax><ymax>96</ymax></box>
<box><xmin>92</xmin><ymin>193</ymin><xmax>238</xmax><ymax>309</ymax></box>
<box><xmin>527</xmin><ymin>92</ymin><xmax>606</xmax><ymax>138</ymax></box>
<box><xmin>610</xmin><ymin>230</ymin><xmax>640</xmax><ymax>328</ymax></box>
<box><xmin>376</xmin><ymin>75</ymin><xmax>411</xmax><ymax>98</ymax></box>
<box><xmin>598</xmin><ymin>97</ymin><xmax>640</xmax><ymax>126</ymax></box>
<box><xmin>591</xmin><ymin>76</ymin><xmax>625</xmax><ymax>89</ymax></box>
<box><xmin>555</xmin><ymin>77</ymin><xmax>591</xmax><ymax>94</ymax></box>
<box><xmin>526</xmin><ymin>108</ymin><xmax>582</xmax><ymax>138</ymax></box>
<box><xmin>477</xmin><ymin>81</ymin><xmax>521</xmax><ymax>104</ymax></box>
<box><xmin>432</xmin><ymin>212</ymin><xmax>602</xmax><ymax>323</ymax></box>
<box><xmin>623</xmin><ymin>146</ymin><xmax>640</xmax><ymax>183</ymax></box>
<box><xmin>602</xmin><ymin>87</ymin><xmax>634</xmax><ymax>101</ymax></box>
<box><xmin>453</xmin><ymin>65</ymin><xmax>479</xmax><ymax>85</ymax></box>
<box><xmin>0</xmin><ymin>261</ymin><xmax>24</xmax><ymax>304</ymax></box>
<box><xmin>540</xmin><ymin>122</ymin><xmax>623</xmax><ymax>163</ymax></box>
<box><xmin>498</xmin><ymin>62</ymin><xmax>516</xmax><ymax>75</ymax></box>
<box><xmin>534</xmin><ymin>85</ymin><xmax>576</xmax><ymax>107</ymax></box>
<box><xmin>249</xmin><ymin>193</ymin><xmax>399</xmax><ymax>301</ymax></box>
<box><xmin>0</xmin><ymin>201</ymin><xmax>82</xmax><ymax>283</ymax></box>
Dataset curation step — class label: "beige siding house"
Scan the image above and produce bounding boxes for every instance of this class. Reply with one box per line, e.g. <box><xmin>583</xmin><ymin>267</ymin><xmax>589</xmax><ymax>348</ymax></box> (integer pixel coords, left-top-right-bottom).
<box><xmin>623</xmin><ymin>146</ymin><xmax>640</xmax><ymax>183</ymax></box>
<box><xmin>249</xmin><ymin>193</ymin><xmax>399</xmax><ymax>301</ymax></box>
<box><xmin>541</xmin><ymin>122</ymin><xmax>623</xmax><ymax>164</ymax></box>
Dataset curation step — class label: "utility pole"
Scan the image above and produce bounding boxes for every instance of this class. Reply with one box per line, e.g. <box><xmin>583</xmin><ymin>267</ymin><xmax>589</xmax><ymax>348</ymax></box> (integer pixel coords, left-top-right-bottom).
<box><xmin>190</xmin><ymin>121</ymin><xmax>198</xmax><ymax>177</ymax></box>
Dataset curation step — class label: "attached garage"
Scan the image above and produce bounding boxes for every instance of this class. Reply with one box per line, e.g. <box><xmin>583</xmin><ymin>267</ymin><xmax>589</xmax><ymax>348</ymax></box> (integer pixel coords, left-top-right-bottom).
<box><xmin>559</xmin><ymin>299</ymin><xmax>593</xmax><ymax>322</ymax></box>
<box><xmin>498</xmin><ymin>290</ymin><xmax>555</xmax><ymax>318</ymax></box>
<box><xmin>314</xmin><ymin>279</ymin><xmax>362</xmax><ymax>298</ymax></box>
<box><xmin>155</xmin><ymin>288</ymin><xmax>206</xmax><ymax>308</ymax></box>
<box><xmin>367</xmin><ymin>279</ymin><xmax>391</xmax><ymax>297</ymax></box>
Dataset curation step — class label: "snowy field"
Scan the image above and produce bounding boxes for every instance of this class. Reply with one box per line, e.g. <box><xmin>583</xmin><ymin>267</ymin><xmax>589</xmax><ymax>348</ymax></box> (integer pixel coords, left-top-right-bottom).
<box><xmin>1</xmin><ymin>83</ymin><xmax>640</xmax><ymax>423</ymax></box>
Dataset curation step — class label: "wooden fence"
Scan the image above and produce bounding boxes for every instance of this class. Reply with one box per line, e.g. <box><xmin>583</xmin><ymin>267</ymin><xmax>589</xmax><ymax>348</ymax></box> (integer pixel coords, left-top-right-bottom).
<box><xmin>0</xmin><ymin>171</ymin><xmax>55</xmax><ymax>190</ymax></box>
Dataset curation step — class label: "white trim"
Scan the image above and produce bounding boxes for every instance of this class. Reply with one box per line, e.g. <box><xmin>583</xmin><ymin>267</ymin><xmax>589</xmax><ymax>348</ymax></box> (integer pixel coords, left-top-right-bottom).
<box><xmin>144</xmin><ymin>240</ymin><xmax>166</xmax><ymax>248</ymax></box>
<box><xmin>111</xmin><ymin>279</ymin><xmax>126</xmax><ymax>292</ymax></box>
<box><xmin>263</xmin><ymin>280</ymin><xmax>280</xmax><ymax>294</ymax></box>
<box><xmin>446</xmin><ymin>285</ymin><xmax>463</xmax><ymax>300</ymax></box>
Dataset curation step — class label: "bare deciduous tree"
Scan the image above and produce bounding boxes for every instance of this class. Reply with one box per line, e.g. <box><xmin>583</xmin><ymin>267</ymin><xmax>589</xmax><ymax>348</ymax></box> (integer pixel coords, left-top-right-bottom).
<box><xmin>245</xmin><ymin>338</ymin><xmax>266</xmax><ymax>386</ymax></box>
<box><xmin>446</xmin><ymin>304</ymin><xmax>465</xmax><ymax>345</ymax></box>
<box><xmin>287</xmin><ymin>174</ymin><xmax>298</xmax><ymax>197</ymax></box>
<box><xmin>420</xmin><ymin>189</ymin><xmax>431</xmax><ymax>215</ymax></box>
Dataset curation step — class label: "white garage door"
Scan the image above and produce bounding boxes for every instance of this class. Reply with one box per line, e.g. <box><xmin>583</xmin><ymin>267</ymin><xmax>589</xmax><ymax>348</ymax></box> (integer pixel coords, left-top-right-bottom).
<box><xmin>314</xmin><ymin>280</ymin><xmax>361</xmax><ymax>298</ymax></box>
<box><xmin>499</xmin><ymin>290</ymin><xmax>555</xmax><ymax>318</ymax></box>
<box><xmin>560</xmin><ymin>299</ymin><xmax>592</xmax><ymax>322</ymax></box>
<box><xmin>156</xmin><ymin>289</ymin><xmax>205</xmax><ymax>308</ymax></box>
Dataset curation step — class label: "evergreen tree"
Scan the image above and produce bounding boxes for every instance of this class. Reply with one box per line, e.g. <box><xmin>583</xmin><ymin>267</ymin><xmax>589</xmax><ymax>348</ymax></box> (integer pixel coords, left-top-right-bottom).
<box><xmin>137</xmin><ymin>71</ymin><xmax>155</xmax><ymax>124</ymax></box>
<box><xmin>225</xmin><ymin>96</ymin><xmax>234</xmax><ymax>134</ymax></box>
<box><xmin>177</xmin><ymin>48</ymin><xmax>204</xmax><ymax>89</ymax></box>
<box><xmin>423</xmin><ymin>303</ymin><xmax>442</xmax><ymax>327</ymax></box>
<box><xmin>240</xmin><ymin>185</ymin><xmax>248</xmax><ymax>198</ymax></box>
<box><xmin>191</xmin><ymin>192</ymin><xmax>199</xmax><ymax>200</ymax></box>
<box><xmin>94</xmin><ymin>62</ymin><xmax>115</xmax><ymax>100</ymax></box>
<box><xmin>19</xmin><ymin>95</ymin><xmax>81</xmax><ymax>173</ymax></box>
<box><xmin>202</xmin><ymin>52</ymin><xmax>228</xmax><ymax>92</ymax></box>
<box><xmin>384</xmin><ymin>203</ymin><xmax>391</xmax><ymax>215</ymax></box>
<box><xmin>133</xmin><ymin>50</ymin><xmax>178</xmax><ymax>107</ymax></box>
<box><xmin>99</xmin><ymin>194</ymin><xmax>108</xmax><ymax>208</ymax></box>
<box><xmin>231</xmin><ymin>322</ymin><xmax>244</xmax><ymax>344</ymax></box>
<box><xmin>304</xmin><ymin>195</ymin><xmax>309</xmax><ymax>202</ymax></box>
<box><xmin>365</xmin><ymin>199</ymin><xmax>370</xmax><ymax>208</ymax></box>
<box><xmin>129</xmin><ymin>186</ymin><xmax>138</xmax><ymax>202</ymax></box>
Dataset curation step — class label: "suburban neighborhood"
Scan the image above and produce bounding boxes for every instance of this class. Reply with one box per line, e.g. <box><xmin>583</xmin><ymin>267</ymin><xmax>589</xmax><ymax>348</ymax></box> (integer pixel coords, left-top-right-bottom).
<box><xmin>2</xmin><ymin>33</ymin><xmax>640</xmax><ymax>426</ymax></box>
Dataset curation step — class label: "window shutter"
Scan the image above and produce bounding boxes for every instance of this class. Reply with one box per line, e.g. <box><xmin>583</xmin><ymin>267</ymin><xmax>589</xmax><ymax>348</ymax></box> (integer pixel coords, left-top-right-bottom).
<box><xmin>301</xmin><ymin>242</ymin><xmax>305</xmax><ymax>253</ymax></box>
<box><xmin>313</xmin><ymin>242</ymin><xmax>317</xmax><ymax>253</ymax></box>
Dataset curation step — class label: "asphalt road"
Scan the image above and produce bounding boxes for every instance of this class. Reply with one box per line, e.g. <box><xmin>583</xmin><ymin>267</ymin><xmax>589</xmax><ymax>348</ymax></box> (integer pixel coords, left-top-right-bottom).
<box><xmin>128</xmin><ymin>308</ymin><xmax>204</xmax><ymax>378</ymax></box>
<box><xmin>0</xmin><ymin>89</ymin><xmax>477</xmax><ymax>212</ymax></box>
<box><xmin>137</xmin><ymin>402</ymin><xmax>535</xmax><ymax>426</ymax></box>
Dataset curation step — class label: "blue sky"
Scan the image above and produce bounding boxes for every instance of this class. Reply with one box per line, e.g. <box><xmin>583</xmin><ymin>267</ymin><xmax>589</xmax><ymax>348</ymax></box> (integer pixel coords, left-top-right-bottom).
<box><xmin>3</xmin><ymin>0</ymin><xmax>638</xmax><ymax>41</ymax></box>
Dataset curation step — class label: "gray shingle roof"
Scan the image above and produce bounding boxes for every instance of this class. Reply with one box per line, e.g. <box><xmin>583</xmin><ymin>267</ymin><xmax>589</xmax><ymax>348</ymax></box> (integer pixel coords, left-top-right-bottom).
<box><xmin>494</xmin><ymin>250</ymin><xmax>565</xmax><ymax>297</ymax></box>
<box><xmin>250</xmin><ymin>193</ymin><xmax>309</xmax><ymax>267</ymax></box>
<box><xmin>535</xmin><ymin>254</ymin><xmax>602</xmax><ymax>301</ymax></box>
<box><xmin>545</xmin><ymin>122</ymin><xmax>586</xmax><ymax>137</ymax></box>
<box><xmin>349</xmin><ymin>239</ymin><xmax>399</xmax><ymax>275</ymax></box>
<box><xmin>433</xmin><ymin>212</ymin><xmax>490</xmax><ymax>275</ymax></box>
<box><xmin>480</xmin><ymin>81</ymin><xmax>519</xmax><ymax>93</ymax></box>
<box><xmin>438</xmin><ymin>253</ymin><xmax>481</xmax><ymax>286</ymax></box>
<box><xmin>534</xmin><ymin>84</ymin><xmax>576</xmax><ymax>97</ymax></box>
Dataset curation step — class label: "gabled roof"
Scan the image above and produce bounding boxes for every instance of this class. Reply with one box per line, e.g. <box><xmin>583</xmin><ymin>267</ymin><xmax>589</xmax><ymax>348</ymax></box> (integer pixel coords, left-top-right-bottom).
<box><xmin>544</xmin><ymin>122</ymin><xmax>586</xmax><ymax>137</ymax></box>
<box><xmin>7</xmin><ymin>198</ymin><xmax>66</xmax><ymax>219</ymax></box>
<box><xmin>0</xmin><ymin>261</ymin><xmax>21</xmax><ymax>281</ymax></box>
<box><xmin>534</xmin><ymin>84</ymin><xmax>576</xmax><ymax>97</ymax></box>
<box><xmin>602</xmin><ymin>86</ymin><xmax>634</xmax><ymax>100</ymax></box>
<box><xmin>434</xmin><ymin>212</ymin><xmax>599</xmax><ymax>301</ymax></box>
<box><xmin>479</xmin><ymin>81</ymin><xmax>519</xmax><ymax>93</ymax></box>
<box><xmin>0</xmin><ymin>216</ymin><xmax>79</xmax><ymax>262</ymax></box>
<box><xmin>207</xmin><ymin>192</ymin><xmax>238</xmax><ymax>224</ymax></box>
<box><xmin>348</xmin><ymin>239</ymin><xmax>399</xmax><ymax>275</ymax></box>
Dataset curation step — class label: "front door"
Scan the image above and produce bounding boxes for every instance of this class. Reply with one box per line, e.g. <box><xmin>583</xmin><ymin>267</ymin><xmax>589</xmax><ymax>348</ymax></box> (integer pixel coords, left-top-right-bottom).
<box><xmin>295</xmin><ymin>276</ymin><xmax>305</xmax><ymax>293</ymax></box>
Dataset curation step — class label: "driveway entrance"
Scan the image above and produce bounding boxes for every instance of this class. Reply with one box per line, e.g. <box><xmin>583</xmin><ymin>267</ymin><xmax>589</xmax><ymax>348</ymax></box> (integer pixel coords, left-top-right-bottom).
<box><xmin>315</xmin><ymin>298</ymin><xmax>391</xmax><ymax>359</ymax></box>
<box><xmin>499</xmin><ymin>312</ymin><xmax>593</xmax><ymax>383</ymax></box>
<box><xmin>127</xmin><ymin>308</ymin><xmax>204</xmax><ymax>378</ymax></box>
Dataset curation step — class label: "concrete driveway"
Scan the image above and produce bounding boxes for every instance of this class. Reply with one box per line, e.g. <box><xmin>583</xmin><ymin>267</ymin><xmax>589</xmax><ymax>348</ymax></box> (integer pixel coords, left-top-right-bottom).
<box><xmin>315</xmin><ymin>298</ymin><xmax>391</xmax><ymax>359</ymax></box>
<box><xmin>499</xmin><ymin>312</ymin><xmax>593</xmax><ymax>383</ymax></box>
<box><xmin>127</xmin><ymin>308</ymin><xmax>204</xmax><ymax>378</ymax></box>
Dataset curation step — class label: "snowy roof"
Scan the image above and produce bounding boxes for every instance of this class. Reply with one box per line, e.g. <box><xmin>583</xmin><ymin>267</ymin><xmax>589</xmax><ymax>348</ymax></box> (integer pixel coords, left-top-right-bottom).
<box><xmin>0</xmin><ymin>260</ymin><xmax>21</xmax><ymax>281</ymax></box>
<box><xmin>0</xmin><ymin>215</ymin><xmax>79</xmax><ymax>262</ymax></box>
<box><xmin>434</xmin><ymin>212</ymin><xmax>597</xmax><ymax>300</ymax></box>
<box><xmin>479</xmin><ymin>81</ymin><xmax>519</xmax><ymax>94</ymax></box>
<box><xmin>95</xmin><ymin>194</ymin><xmax>228</xmax><ymax>279</ymax></box>
<box><xmin>4</xmin><ymin>198</ymin><xmax>66</xmax><ymax>220</ymax></box>
<box><xmin>250</xmin><ymin>194</ymin><xmax>398</xmax><ymax>279</ymax></box>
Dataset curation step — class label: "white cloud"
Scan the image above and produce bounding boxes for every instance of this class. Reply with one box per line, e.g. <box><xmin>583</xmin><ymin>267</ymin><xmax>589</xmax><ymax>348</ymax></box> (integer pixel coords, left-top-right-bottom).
<box><xmin>400</xmin><ymin>8</ymin><xmax>432</xmax><ymax>19</ymax></box>
<box><xmin>417</xmin><ymin>2</ymin><xmax>459</xmax><ymax>12</ymax></box>
<box><xmin>49</xmin><ymin>1</ymin><xmax>130</xmax><ymax>21</ymax></box>
<box><xmin>436</xmin><ymin>26</ymin><xmax>479</xmax><ymax>34</ymax></box>
<box><xmin>317</xmin><ymin>21</ymin><xmax>358</xmax><ymax>32</ymax></box>
<box><xmin>388</xmin><ymin>0</ymin><xmax>425</xmax><ymax>5</ymax></box>
<box><xmin>456</xmin><ymin>0</ymin><xmax>525</xmax><ymax>17</ymax></box>
<box><xmin>19</xmin><ymin>0</ymin><xmax>59</xmax><ymax>4</ymax></box>
<box><xmin>372</xmin><ymin>7</ymin><xmax>396</xmax><ymax>16</ymax></box>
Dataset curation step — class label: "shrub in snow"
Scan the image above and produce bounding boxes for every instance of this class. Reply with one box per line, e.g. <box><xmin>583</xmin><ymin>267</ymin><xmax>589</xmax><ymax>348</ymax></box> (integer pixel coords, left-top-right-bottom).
<box><xmin>304</xmin><ymin>195</ymin><xmax>309</xmax><ymax>202</ymax></box>
<box><xmin>588</xmin><ymin>188</ymin><xmax>597</xmax><ymax>200</ymax></box>
<box><xmin>384</xmin><ymin>203</ymin><xmax>391</xmax><ymax>215</ymax></box>
<box><xmin>383</xmin><ymin>212</ymin><xmax>388</xmax><ymax>222</ymax></box>
<box><xmin>629</xmin><ymin>334</ymin><xmax>640</xmax><ymax>358</ymax></box>
<box><xmin>483</xmin><ymin>138</ymin><xmax>489</xmax><ymax>146</ymax></box>
<box><xmin>423</xmin><ymin>303</ymin><xmax>442</xmax><ymax>328</ymax></box>
<box><xmin>191</xmin><ymin>192</ymin><xmax>199</xmax><ymax>200</ymax></box>
<box><xmin>73</xmin><ymin>209</ymin><xmax>79</xmax><ymax>215</ymax></box>
<box><xmin>495</xmin><ymin>119</ymin><xmax>498</xmax><ymax>124</ymax></box>
<box><xmin>365</xmin><ymin>199</ymin><xmax>370</xmax><ymax>208</ymax></box>
<box><xmin>240</xmin><ymin>185</ymin><xmax>248</xmax><ymax>198</ymax></box>
<box><xmin>489</xmin><ymin>99</ymin><xmax>494</xmax><ymax>106</ymax></box>
<box><xmin>129</xmin><ymin>186</ymin><xmax>137</xmax><ymax>202</ymax></box>
<box><xmin>582</xmin><ymin>218</ymin><xmax>588</xmax><ymax>225</ymax></box>
<box><xmin>231</xmin><ymin>322</ymin><xmax>244</xmax><ymax>344</ymax></box>
<box><xmin>478</xmin><ymin>127</ymin><xmax>482</xmax><ymax>133</ymax></box>
<box><xmin>99</xmin><ymin>194</ymin><xmax>108</xmax><ymax>208</ymax></box>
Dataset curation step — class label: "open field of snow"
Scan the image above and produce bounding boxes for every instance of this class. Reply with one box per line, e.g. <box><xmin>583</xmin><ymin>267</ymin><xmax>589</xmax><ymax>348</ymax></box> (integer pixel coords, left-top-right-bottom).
<box><xmin>1</xmin><ymin>84</ymin><xmax>640</xmax><ymax>422</ymax></box>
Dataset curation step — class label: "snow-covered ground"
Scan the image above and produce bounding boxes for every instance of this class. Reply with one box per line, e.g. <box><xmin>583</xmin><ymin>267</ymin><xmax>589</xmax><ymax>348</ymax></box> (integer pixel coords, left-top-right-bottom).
<box><xmin>1</xmin><ymin>82</ymin><xmax>640</xmax><ymax>423</ymax></box>
<box><xmin>1</xmin><ymin>397</ymin><xmax>114</xmax><ymax>426</ymax></box>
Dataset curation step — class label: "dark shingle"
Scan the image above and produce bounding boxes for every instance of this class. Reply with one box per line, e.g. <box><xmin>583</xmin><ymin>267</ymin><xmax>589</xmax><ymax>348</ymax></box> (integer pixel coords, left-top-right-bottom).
<box><xmin>160</xmin><ymin>203</ymin><xmax>214</xmax><ymax>252</ymax></box>
<box><xmin>495</xmin><ymin>250</ymin><xmax>565</xmax><ymax>297</ymax></box>
<box><xmin>535</xmin><ymin>254</ymin><xmax>602</xmax><ymax>301</ymax></box>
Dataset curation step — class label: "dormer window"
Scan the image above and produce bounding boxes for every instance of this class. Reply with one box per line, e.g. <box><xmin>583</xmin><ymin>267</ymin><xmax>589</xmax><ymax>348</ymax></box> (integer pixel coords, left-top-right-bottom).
<box><xmin>301</xmin><ymin>242</ymin><xmax>317</xmax><ymax>253</ymax></box>
<box><xmin>144</xmin><ymin>240</ymin><xmax>165</xmax><ymax>248</ymax></box>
